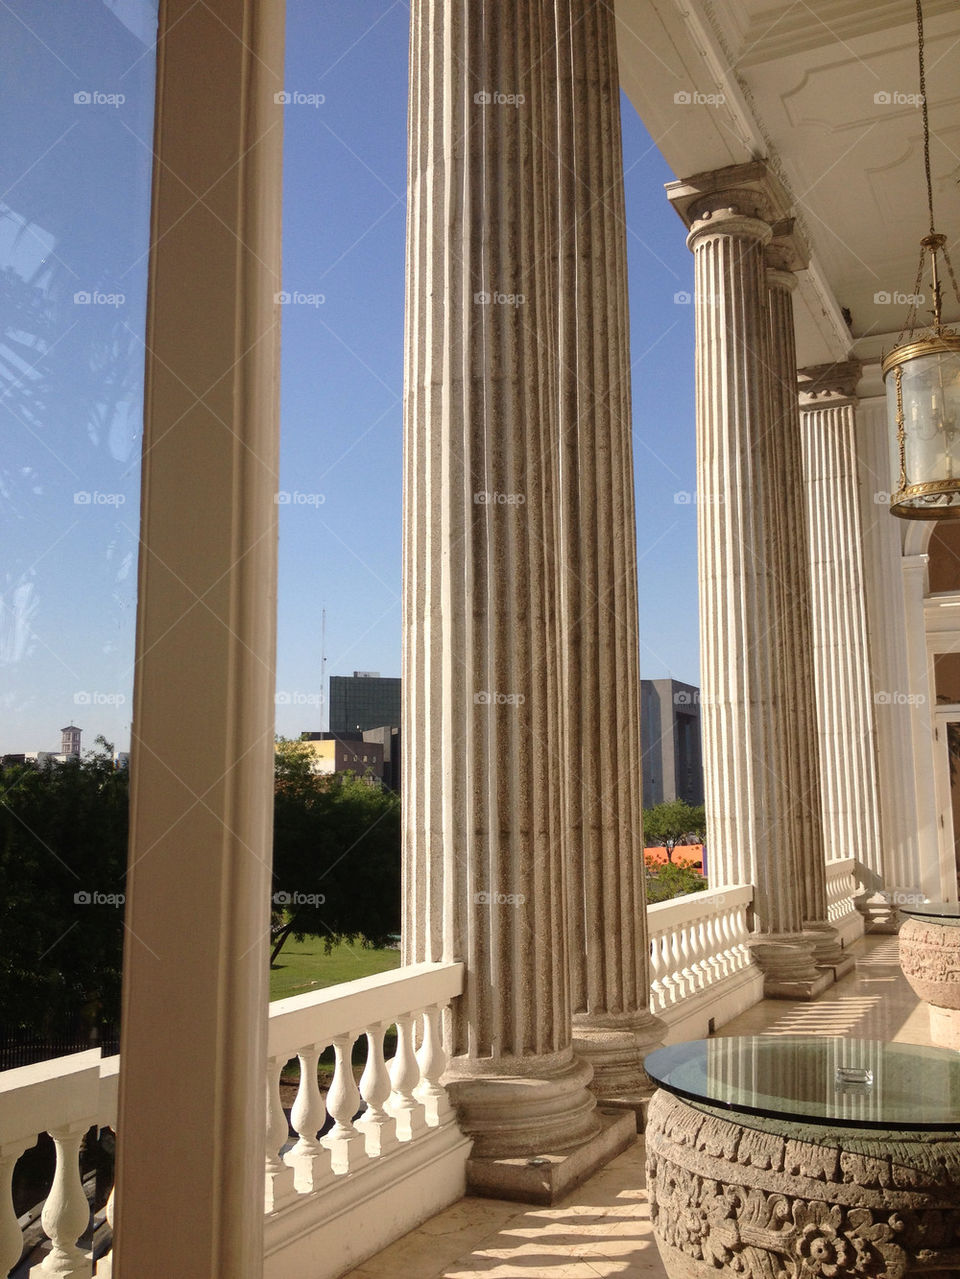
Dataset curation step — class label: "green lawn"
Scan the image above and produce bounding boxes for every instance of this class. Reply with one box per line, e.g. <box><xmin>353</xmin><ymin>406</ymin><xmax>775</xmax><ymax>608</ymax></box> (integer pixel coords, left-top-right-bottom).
<box><xmin>269</xmin><ymin>937</ymin><xmax>401</xmax><ymax>1002</ymax></box>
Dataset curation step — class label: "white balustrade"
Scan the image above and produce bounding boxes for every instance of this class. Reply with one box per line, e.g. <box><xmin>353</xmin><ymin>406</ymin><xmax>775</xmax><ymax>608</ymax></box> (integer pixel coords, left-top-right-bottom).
<box><xmin>265</xmin><ymin>961</ymin><xmax>463</xmax><ymax>1203</ymax></box>
<box><xmin>0</xmin><ymin>963</ymin><xmax>465</xmax><ymax>1279</ymax></box>
<box><xmin>0</xmin><ymin>1049</ymin><xmax>118</xmax><ymax>1279</ymax></box>
<box><xmin>647</xmin><ymin>885</ymin><xmax>756</xmax><ymax>1018</ymax></box>
<box><xmin>826</xmin><ymin>857</ymin><xmax>858</xmax><ymax>923</ymax></box>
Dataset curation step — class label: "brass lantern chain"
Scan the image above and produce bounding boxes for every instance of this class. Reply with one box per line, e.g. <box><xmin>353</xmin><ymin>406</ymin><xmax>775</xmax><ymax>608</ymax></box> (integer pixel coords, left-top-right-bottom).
<box><xmin>896</xmin><ymin>0</ymin><xmax>960</xmax><ymax>347</ymax></box>
<box><xmin>882</xmin><ymin>0</ymin><xmax>960</xmax><ymax>519</ymax></box>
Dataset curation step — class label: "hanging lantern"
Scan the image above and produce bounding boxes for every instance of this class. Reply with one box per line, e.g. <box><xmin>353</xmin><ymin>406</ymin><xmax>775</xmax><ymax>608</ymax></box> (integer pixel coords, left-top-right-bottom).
<box><xmin>883</xmin><ymin>5</ymin><xmax>960</xmax><ymax>519</ymax></box>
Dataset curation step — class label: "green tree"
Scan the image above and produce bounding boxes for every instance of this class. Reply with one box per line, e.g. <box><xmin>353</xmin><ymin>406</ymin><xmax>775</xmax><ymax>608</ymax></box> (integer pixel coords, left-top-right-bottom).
<box><xmin>644</xmin><ymin>859</ymin><xmax>708</xmax><ymax>903</ymax></box>
<box><xmin>0</xmin><ymin>738</ymin><xmax>128</xmax><ymax>1039</ymax></box>
<box><xmin>642</xmin><ymin>799</ymin><xmax>706</xmax><ymax>863</ymax></box>
<box><xmin>271</xmin><ymin>739</ymin><xmax>401</xmax><ymax>964</ymax></box>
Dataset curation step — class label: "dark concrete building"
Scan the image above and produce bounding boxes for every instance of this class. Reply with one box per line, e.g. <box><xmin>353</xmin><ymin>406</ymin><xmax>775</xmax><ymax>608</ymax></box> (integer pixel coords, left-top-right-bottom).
<box><xmin>640</xmin><ymin>678</ymin><xmax>704</xmax><ymax>809</ymax></box>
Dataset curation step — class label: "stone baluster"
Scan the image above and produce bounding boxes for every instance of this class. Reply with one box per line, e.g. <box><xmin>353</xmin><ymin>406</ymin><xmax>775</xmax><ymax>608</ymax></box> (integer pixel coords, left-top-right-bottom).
<box><xmin>387</xmin><ymin>1014</ymin><xmax>426</xmax><ymax>1142</ymax></box>
<box><xmin>707</xmin><ymin>912</ymin><xmax>725</xmax><ymax>980</ymax></box>
<box><xmin>674</xmin><ymin>923</ymin><xmax>689</xmax><ymax>998</ymax></box>
<box><xmin>285</xmin><ymin>1045</ymin><xmax>334</xmax><ymax>1191</ymax></box>
<box><xmin>726</xmin><ymin>907</ymin><xmax>743</xmax><ymax>974</ymax></box>
<box><xmin>30</xmin><ymin>1123</ymin><xmax>91</xmax><ymax>1277</ymax></box>
<box><xmin>670</xmin><ymin>928</ymin><xmax>685</xmax><ymax>999</ymax></box>
<box><xmin>415</xmin><ymin>1005</ymin><xmax>452</xmax><ymax>1127</ymax></box>
<box><xmin>357</xmin><ymin>1024</ymin><xmax>398</xmax><ymax>1158</ymax></box>
<box><xmin>662</xmin><ymin>932</ymin><xmax>677</xmax><ymax>1004</ymax></box>
<box><xmin>648</xmin><ymin>932</ymin><xmax>665</xmax><ymax>1013</ymax></box>
<box><xmin>661</xmin><ymin>935</ymin><xmax>679</xmax><ymax>1007</ymax></box>
<box><xmin>689</xmin><ymin>918</ymin><xmax>707</xmax><ymax>991</ymax></box>
<box><xmin>94</xmin><ymin>1183</ymin><xmax>115</xmax><ymax>1276</ymax></box>
<box><xmin>322</xmin><ymin>1033</ymin><xmax>365</xmax><ymax>1174</ymax></box>
<box><xmin>1</xmin><ymin>1141</ymin><xmax>28</xmax><ymax>1276</ymax></box>
<box><xmin>264</xmin><ymin>1057</ymin><xmax>296</xmax><ymax>1212</ymax></box>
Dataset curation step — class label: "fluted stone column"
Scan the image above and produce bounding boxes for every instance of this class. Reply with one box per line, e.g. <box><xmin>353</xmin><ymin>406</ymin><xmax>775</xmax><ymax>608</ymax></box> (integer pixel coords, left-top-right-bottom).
<box><xmin>401</xmin><ymin>0</ymin><xmax>636</xmax><ymax>1195</ymax></box>
<box><xmin>800</xmin><ymin>364</ymin><xmax>886</xmax><ymax>932</ymax></box>
<box><xmin>667</xmin><ymin>164</ymin><xmax>822</xmax><ymax>996</ymax></box>
<box><xmin>764</xmin><ymin>267</ymin><xmax>845</xmax><ymax>972</ymax></box>
<box><xmin>554</xmin><ymin>0</ymin><xmax>664</xmax><ymax>1104</ymax></box>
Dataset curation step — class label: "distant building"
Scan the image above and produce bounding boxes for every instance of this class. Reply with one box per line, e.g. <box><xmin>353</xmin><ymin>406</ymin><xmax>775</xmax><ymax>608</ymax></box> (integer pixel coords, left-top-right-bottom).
<box><xmin>61</xmin><ymin>724</ymin><xmax>82</xmax><ymax>757</ymax></box>
<box><xmin>363</xmin><ymin>725</ymin><xmax>401</xmax><ymax>791</ymax></box>
<box><xmin>641</xmin><ymin>679</ymin><xmax>703</xmax><ymax>809</ymax></box>
<box><xmin>329</xmin><ymin>672</ymin><xmax>401</xmax><ymax>733</ymax></box>
<box><xmin>297</xmin><ymin>734</ymin><xmax>385</xmax><ymax>781</ymax></box>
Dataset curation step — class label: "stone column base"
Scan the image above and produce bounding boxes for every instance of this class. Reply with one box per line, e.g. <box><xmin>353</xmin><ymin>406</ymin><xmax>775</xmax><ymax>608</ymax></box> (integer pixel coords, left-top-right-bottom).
<box><xmin>444</xmin><ymin>1053</ymin><xmax>600</xmax><ymax>1160</ymax></box>
<box><xmin>859</xmin><ymin>891</ymin><xmax>901</xmax><ymax>933</ymax></box>
<box><xmin>465</xmin><ymin>1106</ymin><xmax>635</xmax><ymax>1205</ymax></box>
<box><xmin>573</xmin><ymin>1010</ymin><xmax>665</xmax><ymax>1123</ymax></box>
<box><xmin>803</xmin><ymin>921</ymin><xmax>855</xmax><ymax>979</ymax></box>
<box><xmin>747</xmin><ymin>933</ymin><xmax>833</xmax><ymax>999</ymax></box>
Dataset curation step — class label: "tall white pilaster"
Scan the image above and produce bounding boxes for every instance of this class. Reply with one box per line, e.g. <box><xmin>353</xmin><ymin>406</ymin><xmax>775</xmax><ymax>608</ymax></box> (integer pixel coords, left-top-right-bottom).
<box><xmin>667</xmin><ymin>165</ymin><xmax>820</xmax><ymax>994</ymax></box>
<box><xmin>901</xmin><ymin>553</ymin><xmax>943</xmax><ymax>899</ymax></box>
<box><xmin>114</xmin><ymin>1</ymin><xmax>283</xmax><ymax>1275</ymax></box>
<box><xmin>855</xmin><ymin>395</ymin><xmax>924</xmax><ymax>907</ymax></box>
<box><xmin>554</xmin><ymin>0</ymin><xmax>664</xmax><ymax>1101</ymax></box>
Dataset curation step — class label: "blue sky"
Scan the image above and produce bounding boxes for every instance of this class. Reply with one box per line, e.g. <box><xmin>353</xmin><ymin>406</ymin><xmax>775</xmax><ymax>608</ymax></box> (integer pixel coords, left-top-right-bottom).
<box><xmin>1</xmin><ymin>1</ymin><xmax>698</xmax><ymax>754</ymax></box>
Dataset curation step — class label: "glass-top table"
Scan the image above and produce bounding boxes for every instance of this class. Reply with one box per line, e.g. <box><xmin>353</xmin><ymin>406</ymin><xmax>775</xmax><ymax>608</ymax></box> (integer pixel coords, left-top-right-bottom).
<box><xmin>644</xmin><ymin>1036</ymin><xmax>960</xmax><ymax>1130</ymax></box>
<box><xmin>898</xmin><ymin>899</ymin><xmax>960</xmax><ymax>926</ymax></box>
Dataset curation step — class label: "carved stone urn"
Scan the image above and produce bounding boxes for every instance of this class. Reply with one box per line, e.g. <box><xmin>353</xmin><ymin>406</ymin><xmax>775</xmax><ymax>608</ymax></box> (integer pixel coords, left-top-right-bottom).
<box><xmin>645</xmin><ymin>1088</ymin><xmax>960</xmax><ymax>1277</ymax></box>
<box><xmin>899</xmin><ymin>909</ymin><xmax>960</xmax><ymax>1048</ymax></box>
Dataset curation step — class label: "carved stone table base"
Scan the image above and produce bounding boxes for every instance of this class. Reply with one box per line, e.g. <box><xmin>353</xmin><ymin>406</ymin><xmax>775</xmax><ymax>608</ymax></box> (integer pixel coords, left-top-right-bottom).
<box><xmin>899</xmin><ymin>917</ymin><xmax>960</xmax><ymax>1050</ymax></box>
<box><xmin>645</xmin><ymin>1088</ymin><xmax>960</xmax><ymax>1277</ymax></box>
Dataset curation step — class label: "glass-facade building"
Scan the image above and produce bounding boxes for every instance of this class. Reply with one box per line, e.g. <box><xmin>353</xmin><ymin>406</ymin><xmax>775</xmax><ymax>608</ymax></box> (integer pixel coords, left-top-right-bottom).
<box><xmin>329</xmin><ymin>674</ymin><xmax>401</xmax><ymax>732</ymax></box>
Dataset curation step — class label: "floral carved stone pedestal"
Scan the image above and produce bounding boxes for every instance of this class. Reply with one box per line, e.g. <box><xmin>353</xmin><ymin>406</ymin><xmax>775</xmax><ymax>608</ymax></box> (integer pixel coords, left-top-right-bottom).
<box><xmin>899</xmin><ymin>911</ymin><xmax>960</xmax><ymax>1049</ymax></box>
<box><xmin>644</xmin><ymin>1038</ymin><xmax>960</xmax><ymax>1277</ymax></box>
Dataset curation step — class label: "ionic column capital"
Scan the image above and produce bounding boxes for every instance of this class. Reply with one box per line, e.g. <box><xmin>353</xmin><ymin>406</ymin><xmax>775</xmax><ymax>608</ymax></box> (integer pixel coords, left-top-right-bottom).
<box><xmin>685</xmin><ymin>206</ymin><xmax>772</xmax><ymax>251</ymax></box>
<box><xmin>798</xmin><ymin>360</ymin><xmax>862</xmax><ymax>408</ymax></box>
<box><xmin>766</xmin><ymin>265</ymin><xmax>798</xmax><ymax>293</ymax></box>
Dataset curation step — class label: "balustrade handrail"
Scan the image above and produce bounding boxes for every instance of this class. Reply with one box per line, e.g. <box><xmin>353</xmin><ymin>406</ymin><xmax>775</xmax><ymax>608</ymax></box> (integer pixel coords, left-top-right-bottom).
<box><xmin>646</xmin><ymin>883</ymin><xmax>753</xmax><ymax>931</ymax></box>
<box><xmin>267</xmin><ymin>960</ymin><xmax>463</xmax><ymax>1061</ymax></box>
<box><xmin>825</xmin><ymin>856</ymin><xmax>857</xmax><ymax>879</ymax></box>
<box><xmin>0</xmin><ymin>1049</ymin><xmax>116</xmax><ymax>1146</ymax></box>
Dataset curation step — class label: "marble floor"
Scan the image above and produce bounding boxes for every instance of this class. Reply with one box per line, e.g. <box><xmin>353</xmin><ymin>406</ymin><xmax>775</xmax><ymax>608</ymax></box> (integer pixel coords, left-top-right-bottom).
<box><xmin>343</xmin><ymin>933</ymin><xmax>931</xmax><ymax>1279</ymax></box>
